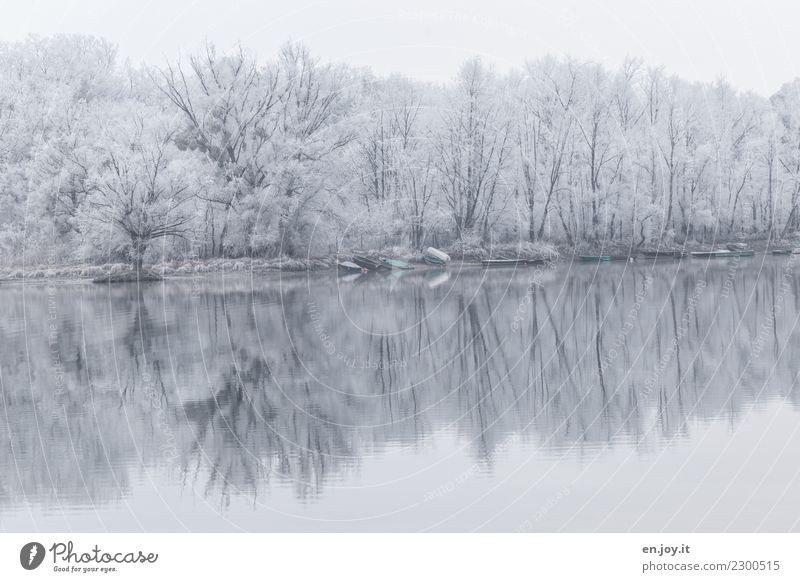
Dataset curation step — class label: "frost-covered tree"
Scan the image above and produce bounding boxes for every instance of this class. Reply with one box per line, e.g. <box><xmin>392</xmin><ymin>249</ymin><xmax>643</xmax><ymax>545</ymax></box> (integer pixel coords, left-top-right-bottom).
<box><xmin>7</xmin><ymin>34</ymin><xmax>800</xmax><ymax>269</ymax></box>
<box><xmin>81</xmin><ymin>110</ymin><xmax>206</xmax><ymax>269</ymax></box>
<box><xmin>435</xmin><ymin>58</ymin><xmax>511</xmax><ymax>240</ymax></box>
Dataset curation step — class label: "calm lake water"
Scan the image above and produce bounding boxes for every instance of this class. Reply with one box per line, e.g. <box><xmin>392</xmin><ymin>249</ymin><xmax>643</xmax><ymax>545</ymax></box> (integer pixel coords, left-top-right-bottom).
<box><xmin>2</xmin><ymin>255</ymin><xmax>800</xmax><ymax>532</ymax></box>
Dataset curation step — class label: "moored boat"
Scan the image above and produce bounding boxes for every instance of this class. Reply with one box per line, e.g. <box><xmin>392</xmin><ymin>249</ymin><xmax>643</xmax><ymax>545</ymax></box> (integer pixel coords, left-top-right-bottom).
<box><xmin>423</xmin><ymin>255</ymin><xmax>446</xmax><ymax>265</ymax></box>
<box><xmin>352</xmin><ymin>255</ymin><xmax>386</xmax><ymax>271</ymax></box>
<box><xmin>771</xmin><ymin>249</ymin><xmax>792</xmax><ymax>255</ymax></box>
<box><xmin>691</xmin><ymin>249</ymin><xmax>754</xmax><ymax>258</ymax></box>
<box><xmin>423</xmin><ymin>247</ymin><xmax>450</xmax><ymax>265</ymax></box>
<box><xmin>579</xmin><ymin>254</ymin><xmax>632</xmax><ymax>262</ymax></box>
<box><xmin>641</xmin><ymin>250</ymin><xmax>686</xmax><ymax>258</ymax></box>
<box><xmin>380</xmin><ymin>257</ymin><xmax>414</xmax><ymax>270</ymax></box>
<box><xmin>726</xmin><ymin>242</ymin><xmax>748</xmax><ymax>252</ymax></box>
<box><xmin>481</xmin><ymin>258</ymin><xmax>528</xmax><ymax>267</ymax></box>
<box><xmin>337</xmin><ymin>261</ymin><xmax>363</xmax><ymax>273</ymax></box>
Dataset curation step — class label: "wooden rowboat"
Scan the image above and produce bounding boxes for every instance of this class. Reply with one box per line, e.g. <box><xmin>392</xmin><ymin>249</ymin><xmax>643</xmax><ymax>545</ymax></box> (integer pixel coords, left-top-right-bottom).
<box><xmin>641</xmin><ymin>250</ymin><xmax>686</xmax><ymax>258</ymax></box>
<box><xmin>691</xmin><ymin>250</ymin><xmax>754</xmax><ymax>258</ymax></box>
<box><xmin>352</xmin><ymin>255</ymin><xmax>387</xmax><ymax>271</ymax></box>
<box><xmin>481</xmin><ymin>258</ymin><xmax>528</xmax><ymax>267</ymax></box>
<box><xmin>423</xmin><ymin>247</ymin><xmax>451</xmax><ymax>264</ymax></box>
<box><xmin>579</xmin><ymin>255</ymin><xmax>633</xmax><ymax>262</ymax></box>
<box><xmin>380</xmin><ymin>257</ymin><xmax>414</xmax><ymax>270</ymax></box>
<box><xmin>726</xmin><ymin>242</ymin><xmax>748</xmax><ymax>252</ymax></box>
<box><xmin>337</xmin><ymin>261</ymin><xmax>363</xmax><ymax>273</ymax></box>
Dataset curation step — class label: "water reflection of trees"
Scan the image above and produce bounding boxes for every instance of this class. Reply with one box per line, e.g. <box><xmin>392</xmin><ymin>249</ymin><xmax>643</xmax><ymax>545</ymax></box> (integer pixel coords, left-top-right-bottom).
<box><xmin>2</xmin><ymin>261</ymin><xmax>800</xmax><ymax>507</ymax></box>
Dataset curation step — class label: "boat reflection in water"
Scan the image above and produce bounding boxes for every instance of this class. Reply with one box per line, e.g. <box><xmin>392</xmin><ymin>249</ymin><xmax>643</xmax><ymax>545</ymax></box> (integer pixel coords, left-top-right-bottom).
<box><xmin>2</xmin><ymin>257</ymin><xmax>800</xmax><ymax>531</ymax></box>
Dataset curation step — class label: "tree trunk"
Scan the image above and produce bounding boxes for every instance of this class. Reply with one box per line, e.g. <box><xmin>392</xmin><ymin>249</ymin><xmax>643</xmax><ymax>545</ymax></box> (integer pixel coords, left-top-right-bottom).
<box><xmin>528</xmin><ymin>194</ymin><xmax>536</xmax><ymax>242</ymax></box>
<box><xmin>132</xmin><ymin>237</ymin><xmax>146</xmax><ymax>272</ymax></box>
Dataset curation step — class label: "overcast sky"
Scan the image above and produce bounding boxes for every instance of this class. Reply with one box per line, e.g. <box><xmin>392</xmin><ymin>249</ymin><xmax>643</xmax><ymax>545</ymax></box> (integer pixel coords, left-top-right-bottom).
<box><xmin>1</xmin><ymin>0</ymin><xmax>798</xmax><ymax>95</ymax></box>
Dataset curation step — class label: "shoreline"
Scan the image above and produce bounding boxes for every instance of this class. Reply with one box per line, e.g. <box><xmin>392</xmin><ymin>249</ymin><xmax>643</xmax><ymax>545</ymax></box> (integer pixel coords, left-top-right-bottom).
<box><xmin>1</xmin><ymin>238</ymin><xmax>795</xmax><ymax>283</ymax></box>
<box><xmin>0</xmin><ymin>257</ymin><xmax>544</xmax><ymax>284</ymax></box>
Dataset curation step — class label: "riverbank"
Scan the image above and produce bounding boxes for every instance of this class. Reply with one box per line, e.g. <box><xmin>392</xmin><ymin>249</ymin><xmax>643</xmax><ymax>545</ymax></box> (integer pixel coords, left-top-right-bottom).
<box><xmin>0</xmin><ymin>242</ymin><xmax>559</xmax><ymax>282</ymax></box>
<box><xmin>568</xmin><ymin>236</ymin><xmax>800</xmax><ymax>257</ymax></box>
<box><xmin>0</xmin><ymin>257</ymin><xmax>337</xmax><ymax>282</ymax></box>
<box><xmin>3</xmin><ymin>238</ymin><xmax>794</xmax><ymax>282</ymax></box>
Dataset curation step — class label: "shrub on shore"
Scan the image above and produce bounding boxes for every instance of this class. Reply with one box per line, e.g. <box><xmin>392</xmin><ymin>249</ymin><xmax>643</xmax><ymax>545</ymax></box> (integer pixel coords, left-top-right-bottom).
<box><xmin>445</xmin><ymin>239</ymin><xmax>558</xmax><ymax>261</ymax></box>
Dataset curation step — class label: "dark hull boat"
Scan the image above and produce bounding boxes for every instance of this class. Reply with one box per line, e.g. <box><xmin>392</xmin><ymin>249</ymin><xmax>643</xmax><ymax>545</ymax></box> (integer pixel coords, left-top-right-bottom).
<box><xmin>337</xmin><ymin>261</ymin><xmax>363</xmax><ymax>273</ymax></box>
<box><xmin>771</xmin><ymin>249</ymin><xmax>792</xmax><ymax>255</ymax></box>
<box><xmin>726</xmin><ymin>243</ymin><xmax>748</xmax><ymax>252</ymax></box>
<box><xmin>641</xmin><ymin>250</ymin><xmax>686</xmax><ymax>259</ymax></box>
<box><xmin>352</xmin><ymin>255</ymin><xmax>386</xmax><ymax>271</ymax></box>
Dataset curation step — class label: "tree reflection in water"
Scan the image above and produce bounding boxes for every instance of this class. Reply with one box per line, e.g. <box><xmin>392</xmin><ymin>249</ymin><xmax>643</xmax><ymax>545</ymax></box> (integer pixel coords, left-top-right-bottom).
<box><xmin>1</xmin><ymin>259</ymin><xmax>799</xmax><ymax>514</ymax></box>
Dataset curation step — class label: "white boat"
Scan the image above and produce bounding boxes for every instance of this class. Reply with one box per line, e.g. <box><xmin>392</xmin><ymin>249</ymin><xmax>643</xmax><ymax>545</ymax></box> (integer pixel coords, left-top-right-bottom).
<box><xmin>690</xmin><ymin>249</ymin><xmax>754</xmax><ymax>258</ymax></box>
<box><xmin>424</xmin><ymin>247</ymin><xmax>450</xmax><ymax>263</ymax></box>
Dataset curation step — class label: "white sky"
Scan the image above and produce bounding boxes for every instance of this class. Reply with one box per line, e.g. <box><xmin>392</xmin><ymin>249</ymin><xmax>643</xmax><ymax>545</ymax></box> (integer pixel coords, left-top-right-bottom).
<box><xmin>1</xmin><ymin>0</ymin><xmax>798</xmax><ymax>95</ymax></box>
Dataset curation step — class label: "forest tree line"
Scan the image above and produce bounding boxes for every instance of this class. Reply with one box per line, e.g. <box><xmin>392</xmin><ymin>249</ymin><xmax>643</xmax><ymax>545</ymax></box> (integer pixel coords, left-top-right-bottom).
<box><xmin>2</xmin><ymin>34</ymin><xmax>800</xmax><ymax>267</ymax></box>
